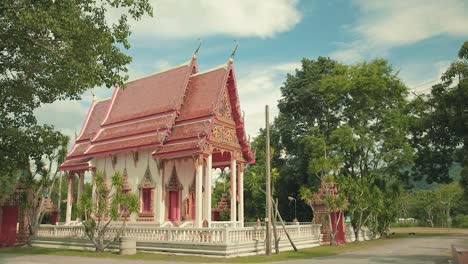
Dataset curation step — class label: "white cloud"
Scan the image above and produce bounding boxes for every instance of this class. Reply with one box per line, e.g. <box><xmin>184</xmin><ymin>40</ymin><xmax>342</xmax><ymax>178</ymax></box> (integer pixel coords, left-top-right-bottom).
<box><xmin>120</xmin><ymin>0</ymin><xmax>301</xmax><ymax>39</ymax></box>
<box><xmin>35</xmin><ymin>99</ymin><xmax>89</xmax><ymax>142</ymax></box>
<box><xmin>237</xmin><ymin>61</ymin><xmax>299</xmax><ymax>137</ymax></box>
<box><xmin>332</xmin><ymin>0</ymin><xmax>468</xmax><ymax>62</ymax></box>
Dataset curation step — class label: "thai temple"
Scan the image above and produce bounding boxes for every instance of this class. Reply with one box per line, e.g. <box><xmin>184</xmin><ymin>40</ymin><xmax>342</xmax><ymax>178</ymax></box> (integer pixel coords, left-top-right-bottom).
<box><xmin>59</xmin><ymin>52</ymin><xmax>255</xmax><ymax>228</ymax></box>
<box><xmin>1</xmin><ymin>51</ymin><xmax>326</xmax><ymax>256</ymax></box>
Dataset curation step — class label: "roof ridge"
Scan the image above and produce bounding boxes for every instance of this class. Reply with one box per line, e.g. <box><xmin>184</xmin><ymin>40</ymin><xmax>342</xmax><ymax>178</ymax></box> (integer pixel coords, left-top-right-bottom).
<box><xmin>95</xmin><ymin>98</ymin><xmax>111</xmax><ymax>103</ymax></box>
<box><xmin>191</xmin><ymin>63</ymin><xmax>227</xmax><ymax>77</ymax></box>
<box><xmin>125</xmin><ymin>59</ymin><xmax>192</xmax><ymax>84</ymax></box>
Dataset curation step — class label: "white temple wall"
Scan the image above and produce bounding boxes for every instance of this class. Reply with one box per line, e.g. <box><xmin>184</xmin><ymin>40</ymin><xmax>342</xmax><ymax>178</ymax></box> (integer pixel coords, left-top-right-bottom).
<box><xmin>89</xmin><ymin>151</ymin><xmax>201</xmax><ymax>223</ymax></box>
<box><xmin>91</xmin><ymin>149</ymin><xmax>160</xmax><ymax>194</ymax></box>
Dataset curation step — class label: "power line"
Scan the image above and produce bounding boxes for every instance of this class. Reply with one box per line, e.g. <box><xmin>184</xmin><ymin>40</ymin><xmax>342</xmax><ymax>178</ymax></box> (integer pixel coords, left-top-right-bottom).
<box><xmin>410</xmin><ymin>79</ymin><xmax>438</xmax><ymax>90</ymax></box>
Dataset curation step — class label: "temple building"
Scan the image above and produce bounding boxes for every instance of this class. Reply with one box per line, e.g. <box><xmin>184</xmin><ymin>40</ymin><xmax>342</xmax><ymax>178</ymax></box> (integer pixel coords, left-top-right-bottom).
<box><xmin>59</xmin><ymin>53</ymin><xmax>255</xmax><ymax>228</ymax></box>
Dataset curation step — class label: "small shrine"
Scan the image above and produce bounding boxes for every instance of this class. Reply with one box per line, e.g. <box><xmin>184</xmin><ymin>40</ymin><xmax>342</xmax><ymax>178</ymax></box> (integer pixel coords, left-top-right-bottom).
<box><xmin>312</xmin><ymin>179</ymin><xmax>346</xmax><ymax>245</ymax></box>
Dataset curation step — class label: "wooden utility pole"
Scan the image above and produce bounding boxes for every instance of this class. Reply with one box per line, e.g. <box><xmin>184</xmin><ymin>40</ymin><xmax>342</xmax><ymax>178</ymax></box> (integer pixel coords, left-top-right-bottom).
<box><xmin>265</xmin><ymin>105</ymin><xmax>272</xmax><ymax>255</ymax></box>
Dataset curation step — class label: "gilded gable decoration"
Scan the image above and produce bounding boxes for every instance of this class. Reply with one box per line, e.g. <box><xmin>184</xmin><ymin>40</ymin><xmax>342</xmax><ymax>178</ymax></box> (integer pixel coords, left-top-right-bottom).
<box><xmin>211</xmin><ymin>123</ymin><xmax>239</xmax><ymax>145</ymax></box>
<box><xmin>166</xmin><ymin>165</ymin><xmax>183</xmax><ymax>191</ymax></box>
<box><xmin>138</xmin><ymin>164</ymin><xmax>155</xmax><ymax>189</ymax></box>
<box><xmin>215</xmin><ymin>86</ymin><xmax>233</xmax><ymax>121</ymax></box>
<box><xmin>122</xmin><ymin>168</ymin><xmax>131</xmax><ymax>191</ymax></box>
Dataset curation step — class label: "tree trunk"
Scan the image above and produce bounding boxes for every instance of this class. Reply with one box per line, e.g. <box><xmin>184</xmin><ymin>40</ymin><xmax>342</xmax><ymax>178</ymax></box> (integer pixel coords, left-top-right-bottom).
<box><xmin>328</xmin><ymin>213</ymin><xmax>335</xmax><ymax>246</ymax></box>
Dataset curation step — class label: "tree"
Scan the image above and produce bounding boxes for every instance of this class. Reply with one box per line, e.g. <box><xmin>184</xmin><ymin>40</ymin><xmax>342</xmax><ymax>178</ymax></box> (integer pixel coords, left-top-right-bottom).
<box><xmin>436</xmin><ymin>183</ymin><xmax>463</xmax><ymax>227</ymax></box>
<box><xmin>244</xmin><ymin>127</ymin><xmax>281</xmax><ymax>221</ymax></box>
<box><xmin>409</xmin><ymin>41</ymin><xmax>468</xmax><ymax>184</ymax></box>
<box><xmin>0</xmin><ymin>0</ymin><xmax>153</xmax><ymax>198</ymax></box>
<box><xmin>414</xmin><ymin>189</ymin><xmax>440</xmax><ymax>227</ymax></box>
<box><xmin>77</xmin><ymin>171</ymin><xmax>139</xmax><ymax>252</ymax></box>
<box><xmin>339</xmin><ymin>176</ymin><xmax>383</xmax><ymax>242</ymax></box>
<box><xmin>397</xmin><ymin>191</ymin><xmax>413</xmax><ymax>219</ymax></box>
<box><xmin>273</xmin><ymin>57</ymin><xmax>411</xmax><ymax>227</ymax></box>
<box><xmin>17</xmin><ymin>128</ymin><xmax>69</xmax><ymax>245</ymax></box>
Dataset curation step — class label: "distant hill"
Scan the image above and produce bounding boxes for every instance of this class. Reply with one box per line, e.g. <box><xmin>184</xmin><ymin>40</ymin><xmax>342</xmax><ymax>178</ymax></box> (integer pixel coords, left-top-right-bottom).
<box><xmin>411</xmin><ymin>163</ymin><xmax>462</xmax><ymax>190</ymax></box>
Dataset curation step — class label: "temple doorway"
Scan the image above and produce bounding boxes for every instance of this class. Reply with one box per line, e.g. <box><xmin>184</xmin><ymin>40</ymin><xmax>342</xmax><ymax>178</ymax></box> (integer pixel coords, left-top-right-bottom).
<box><xmin>166</xmin><ymin>165</ymin><xmax>183</xmax><ymax>223</ymax></box>
<box><xmin>0</xmin><ymin>206</ymin><xmax>18</xmax><ymax>246</ymax></box>
<box><xmin>168</xmin><ymin>191</ymin><xmax>180</xmax><ymax>221</ymax></box>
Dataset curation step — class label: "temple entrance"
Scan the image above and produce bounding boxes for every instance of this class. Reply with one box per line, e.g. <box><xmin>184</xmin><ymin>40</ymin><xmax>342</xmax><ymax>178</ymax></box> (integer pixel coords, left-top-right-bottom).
<box><xmin>0</xmin><ymin>206</ymin><xmax>19</xmax><ymax>246</ymax></box>
<box><xmin>168</xmin><ymin>191</ymin><xmax>180</xmax><ymax>221</ymax></box>
<box><xmin>166</xmin><ymin>165</ymin><xmax>183</xmax><ymax>223</ymax></box>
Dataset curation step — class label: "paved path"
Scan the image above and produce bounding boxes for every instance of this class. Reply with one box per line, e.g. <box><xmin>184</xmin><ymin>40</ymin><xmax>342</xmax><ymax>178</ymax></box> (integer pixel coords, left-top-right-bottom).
<box><xmin>0</xmin><ymin>236</ymin><xmax>466</xmax><ymax>264</ymax></box>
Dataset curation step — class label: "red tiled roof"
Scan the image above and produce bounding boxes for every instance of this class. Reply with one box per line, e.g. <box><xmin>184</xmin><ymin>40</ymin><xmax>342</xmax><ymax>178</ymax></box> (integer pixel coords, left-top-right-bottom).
<box><xmin>60</xmin><ymin>158</ymin><xmax>90</xmax><ymax>171</ymax></box>
<box><xmin>176</xmin><ymin>67</ymin><xmax>227</xmax><ymax>121</ymax></box>
<box><xmin>92</xmin><ymin>113</ymin><xmax>176</xmax><ymax>143</ymax></box>
<box><xmin>86</xmin><ymin>132</ymin><xmax>165</xmax><ymax>156</ymax></box>
<box><xmin>85</xmin><ymin>60</ymin><xmax>197</xmax><ymax>156</ymax></box>
<box><xmin>102</xmin><ymin>64</ymin><xmax>194</xmax><ymax>126</ymax></box>
<box><xmin>154</xmin><ymin>63</ymin><xmax>254</xmax><ymax>163</ymax></box>
<box><xmin>76</xmin><ymin>99</ymin><xmax>110</xmax><ymax>142</ymax></box>
<box><xmin>60</xmin><ymin>99</ymin><xmax>110</xmax><ymax>170</ymax></box>
<box><xmin>61</xmin><ymin>57</ymin><xmax>255</xmax><ymax>171</ymax></box>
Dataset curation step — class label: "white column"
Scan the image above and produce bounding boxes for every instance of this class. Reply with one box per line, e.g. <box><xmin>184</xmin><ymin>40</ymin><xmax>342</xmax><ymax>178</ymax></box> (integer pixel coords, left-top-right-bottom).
<box><xmin>65</xmin><ymin>174</ymin><xmax>74</xmax><ymax>223</ymax></box>
<box><xmin>76</xmin><ymin>171</ymin><xmax>84</xmax><ymax>221</ymax></box>
<box><xmin>77</xmin><ymin>172</ymin><xmax>84</xmax><ymax>203</ymax></box>
<box><xmin>203</xmin><ymin>154</ymin><xmax>212</xmax><ymax>226</ymax></box>
<box><xmin>238</xmin><ymin>165</ymin><xmax>244</xmax><ymax>226</ymax></box>
<box><xmin>156</xmin><ymin>160</ymin><xmax>165</xmax><ymax>225</ymax></box>
<box><xmin>195</xmin><ymin>156</ymin><xmax>203</xmax><ymax>227</ymax></box>
<box><xmin>230</xmin><ymin>158</ymin><xmax>237</xmax><ymax>222</ymax></box>
<box><xmin>90</xmin><ymin>170</ymin><xmax>96</xmax><ymax>219</ymax></box>
<box><xmin>91</xmin><ymin>170</ymin><xmax>96</xmax><ymax>204</ymax></box>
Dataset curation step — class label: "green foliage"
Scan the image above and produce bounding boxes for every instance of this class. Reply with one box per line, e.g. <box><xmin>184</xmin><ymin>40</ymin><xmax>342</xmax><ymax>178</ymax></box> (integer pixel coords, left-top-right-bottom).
<box><xmin>339</xmin><ymin>176</ymin><xmax>383</xmax><ymax>240</ymax></box>
<box><xmin>454</xmin><ymin>214</ymin><xmax>468</xmax><ymax>228</ymax></box>
<box><xmin>0</xmin><ymin>0</ymin><xmax>153</xmax><ymax>199</ymax></box>
<box><xmin>243</xmin><ymin>127</ymin><xmax>281</xmax><ymax>221</ymax></box>
<box><xmin>271</xmin><ymin>56</ymin><xmax>412</xmax><ymax>223</ymax></box>
<box><xmin>77</xmin><ymin>171</ymin><xmax>139</xmax><ymax>252</ymax></box>
<box><xmin>409</xmin><ymin>41</ymin><xmax>468</xmax><ymax>184</ymax></box>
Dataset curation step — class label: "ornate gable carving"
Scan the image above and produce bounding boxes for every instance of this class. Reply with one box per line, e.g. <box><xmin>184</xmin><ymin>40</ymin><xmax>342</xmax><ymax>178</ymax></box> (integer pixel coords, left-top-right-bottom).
<box><xmin>166</xmin><ymin>165</ymin><xmax>183</xmax><ymax>191</ymax></box>
<box><xmin>215</xmin><ymin>86</ymin><xmax>233</xmax><ymax>121</ymax></box>
<box><xmin>211</xmin><ymin>122</ymin><xmax>239</xmax><ymax>146</ymax></box>
<box><xmin>139</xmin><ymin>165</ymin><xmax>155</xmax><ymax>189</ymax></box>
<box><xmin>122</xmin><ymin>168</ymin><xmax>131</xmax><ymax>191</ymax></box>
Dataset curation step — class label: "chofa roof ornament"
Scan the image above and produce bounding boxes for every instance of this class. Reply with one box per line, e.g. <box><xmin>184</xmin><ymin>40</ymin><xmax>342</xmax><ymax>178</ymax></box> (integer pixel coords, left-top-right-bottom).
<box><xmin>193</xmin><ymin>38</ymin><xmax>202</xmax><ymax>59</ymax></box>
<box><xmin>229</xmin><ymin>40</ymin><xmax>238</xmax><ymax>63</ymax></box>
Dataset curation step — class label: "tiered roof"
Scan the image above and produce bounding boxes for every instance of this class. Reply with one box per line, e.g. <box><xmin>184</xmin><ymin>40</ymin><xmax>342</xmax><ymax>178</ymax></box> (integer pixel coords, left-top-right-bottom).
<box><xmin>60</xmin><ymin>56</ymin><xmax>254</xmax><ymax>171</ymax></box>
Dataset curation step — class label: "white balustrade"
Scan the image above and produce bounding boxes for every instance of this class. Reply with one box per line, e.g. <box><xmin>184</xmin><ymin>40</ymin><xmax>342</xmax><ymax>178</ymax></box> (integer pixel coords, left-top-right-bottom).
<box><xmin>35</xmin><ymin>223</ymin><xmax>321</xmax><ymax>245</ymax></box>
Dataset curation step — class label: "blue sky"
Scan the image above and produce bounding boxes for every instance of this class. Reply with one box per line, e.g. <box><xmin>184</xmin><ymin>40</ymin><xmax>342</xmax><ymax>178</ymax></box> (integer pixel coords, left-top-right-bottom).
<box><xmin>36</xmin><ymin>0</ymin><xmax>468</xmax><ymax>141</ymax></box>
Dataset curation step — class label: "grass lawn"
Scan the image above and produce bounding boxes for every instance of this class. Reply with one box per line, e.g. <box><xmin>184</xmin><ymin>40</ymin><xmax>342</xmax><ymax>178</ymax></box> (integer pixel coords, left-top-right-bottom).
<box><xmin>0</xmin><ymin>233</ymin><xmax>453</xmax><ymax>263</ymax></box>
<box><xmin>389</xmin><ymin>227</ymin><xmax>468</xmax><ymax>235</ymax></box>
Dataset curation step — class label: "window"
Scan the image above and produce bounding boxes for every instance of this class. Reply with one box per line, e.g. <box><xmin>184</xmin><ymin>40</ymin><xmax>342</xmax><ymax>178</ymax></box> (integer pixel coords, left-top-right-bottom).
<box><xmin>141</xmin><ymin>188</ymin><xmax>152</xmax><ymax>213</ymax></box>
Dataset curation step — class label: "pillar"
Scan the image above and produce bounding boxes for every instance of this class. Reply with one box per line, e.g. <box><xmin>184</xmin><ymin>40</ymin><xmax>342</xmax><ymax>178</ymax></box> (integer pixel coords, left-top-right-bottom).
<box><xmin>90</xmin><ymin>170</ymin><xmax>96</xmax><ymax>219</ymax></box>
<box><xmin>238</xmin><ymin>164</ymin><xmax>244</xmax><ymax>226</ymax></box>
<box><xmin>230</xmin><ymin>158</ymin><xmax>237</xmax><ymax>222</ymax></box>
<box><xmin>77</xmin><ymin>172</ymin><xmax>84</xmax><ymax>204</ymax></box>
<box><xmin>91</xmin><ymin>170</ymin><xmax>96</xmax><ymax>204</ymax></box>
<box><xmin>65</xmin><ymin>174</ymin><xmax>74</xmax><ymax>223</ymax></box>
<box><xmin>76</xmin><ymin>171</ymin><xmax>84</xmax><ymax>221</ymax></box>
<box><xmin>156</xmin><ymin>160</ymin><xmax>165</xmax><ymax>225</ymax></box>
<box><xmin>203</xmin><ymin>154</ymin><xmax>212</xmax><ymax>226</ymax></box>
<box><xmin>195</xmin><ymin>155</ymin><xmax>203</xmax><ymax>227</ymax></box>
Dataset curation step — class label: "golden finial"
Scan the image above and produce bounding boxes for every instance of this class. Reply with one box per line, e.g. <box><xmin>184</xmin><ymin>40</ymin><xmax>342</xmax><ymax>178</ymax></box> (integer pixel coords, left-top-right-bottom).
<box><xmin>193</xmin><ymin>38</ymin><xmax>202</xmax><ymax>59</ymax></box>
<box><xmin>229</xmin><ymin>40</ymin><xmax>239</xmax><ymax>62</ymax></box>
